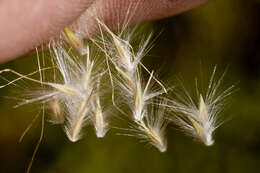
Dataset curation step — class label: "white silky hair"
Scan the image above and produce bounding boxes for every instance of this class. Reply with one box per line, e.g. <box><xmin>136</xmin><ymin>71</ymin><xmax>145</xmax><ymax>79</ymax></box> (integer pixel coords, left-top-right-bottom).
<box><xmin>0</xmin><ymin>2</ymin><xmax>235</xmax><ymax>152</ymax></box>
<box><xmin>50</xmin><ymin>44</ymin><xmax>109</xmax><ymax>141</ymax></box>
<box><xmin>93</xmin><ymin>15</ymin><xmax>168</xmax><ymax>152</ymax></box>
<box><xmin>0</xmin><ymin>42</ymin><xmax>109</xmax><ymax>142</ymax></box>
<box><xmin>164</xmin><ymin>66</ymin><xmax>235</xmax><ymax>146</ymax></box>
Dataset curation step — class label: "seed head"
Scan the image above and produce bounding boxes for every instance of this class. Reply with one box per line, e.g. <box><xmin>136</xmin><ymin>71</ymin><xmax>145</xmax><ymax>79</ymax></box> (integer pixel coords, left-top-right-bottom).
<box><xmin>94</xmin><ymin>17</ymin><xmax>167</xmax><ymax>151</ymax></box>
<box><xmin>165</xmin><ymin>66</ymin><xmax>235</xmax><ymax>146</ymax></box>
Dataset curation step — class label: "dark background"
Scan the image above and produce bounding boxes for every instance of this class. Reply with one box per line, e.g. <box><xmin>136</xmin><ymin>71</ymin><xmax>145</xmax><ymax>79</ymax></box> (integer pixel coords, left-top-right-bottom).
<box><xmin>1</xmin><ymin>0</ymin><xmax>260</xmax><ymax>172</ymax></box>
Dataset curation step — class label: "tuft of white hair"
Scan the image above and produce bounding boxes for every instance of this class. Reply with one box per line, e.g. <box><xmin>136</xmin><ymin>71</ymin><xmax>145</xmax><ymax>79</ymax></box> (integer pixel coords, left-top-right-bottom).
<box><xmin>94</xmin><ymin>17</ymin><xmax>168</xmax><ymax>152</ymax></box>
<box><xmin>164</xmin><ymin>66</ymin><xmax>235</xmax><ymax>146</ymax></box>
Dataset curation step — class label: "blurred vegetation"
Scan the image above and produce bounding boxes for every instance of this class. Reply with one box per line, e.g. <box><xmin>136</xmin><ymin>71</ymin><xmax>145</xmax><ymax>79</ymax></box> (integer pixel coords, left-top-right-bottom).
<box><xmin>1</xmin><ymin>0</ymin><xmax>260</xmax><ymax>172</ymax></box>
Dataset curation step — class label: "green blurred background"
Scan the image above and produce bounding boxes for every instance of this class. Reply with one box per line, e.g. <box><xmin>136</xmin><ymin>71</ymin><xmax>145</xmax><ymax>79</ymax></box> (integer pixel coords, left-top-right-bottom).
<box><xmin>1</xmin><ymin>0</ymin><xmax>260</xmax><ymax>172</ymax></box>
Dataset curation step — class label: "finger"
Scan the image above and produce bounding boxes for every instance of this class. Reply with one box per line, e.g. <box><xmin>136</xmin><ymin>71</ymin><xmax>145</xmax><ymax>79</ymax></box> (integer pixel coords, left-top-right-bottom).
<box><xmin>0</xmin><ymin>0</ymin><xmax>94</xmax><ymax>63</ymax></box>
<box><xmin>74</xmin><ymin>0</ymin><xmax>210</xmax><ymax>37</ymax></box>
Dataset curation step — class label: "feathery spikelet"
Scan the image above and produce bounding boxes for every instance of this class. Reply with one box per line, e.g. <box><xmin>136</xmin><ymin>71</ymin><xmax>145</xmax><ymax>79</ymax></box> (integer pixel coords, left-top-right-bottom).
<box><xmin>0</xmin><ymin>41</ymin><xmax>107</xmax><ymax>142</ymax></box>
<box><xmin>91</xmin><ymin>77</ymin><xmax>109</xmax><ymax>138</ymax></box>
<box><xmin>135</xmin><ymin>101</ymin><xmax>168</xmax><ymax>152</ymax></box>
<box><xmin>65</xmin><ymin>91</ymin><xmax>93</xmax><ymax>142</ymax></box>
<box><xmin>92</xmin><ymin>97</ymin><xmax>108</xmax><ymax>138</ymax></box>
<box><xmin>0</xmin><ymin>1</ymin><xmax>236</xmax><ymax>155</ymax></box>
<box><xmin>63</xmin><ymin>27</ymin><xmax>88</xmax><ymax>55</ymax></box>
<box><xmin>95</xmin><ymin>18</ymin><xmax>168</xmax><ymax>151</ymax></box>
<box><xmin>48</xmin><ymin>98</ymin><xmax>64</xmax><ymax>124</ymax></box>
<box><xmin>48</xmin><ymin>44</ymin><xmax>106</xmax><ymax>141</ymax></box>
<box><xmin>165</xmin><ymin>67</ymin><xmax>235</xmax><ymax>146</ymax></box>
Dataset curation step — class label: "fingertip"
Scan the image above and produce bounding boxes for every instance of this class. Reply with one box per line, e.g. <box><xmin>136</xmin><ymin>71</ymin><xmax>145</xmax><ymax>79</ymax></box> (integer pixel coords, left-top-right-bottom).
<box><xmin>74</xmin><ymin>0</ymin><xmax>211</xmax><ymax>38</ymax></box>
<box><xmin>0</xmin><ymin>0</ymin><xmax>94</xmax><ymax>63</ymax></box>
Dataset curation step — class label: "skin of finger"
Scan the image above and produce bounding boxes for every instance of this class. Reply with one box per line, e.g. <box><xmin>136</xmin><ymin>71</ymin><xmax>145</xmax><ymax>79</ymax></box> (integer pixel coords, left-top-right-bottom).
<box><xmin>0</xmin><ymin>0</ymin><xmax>94</xmax><ymax>63</ymax></box>
<box><xmin>73</xmin><ymin>0</ymin><xmax>210</xmax><ymax>37</ymax></box>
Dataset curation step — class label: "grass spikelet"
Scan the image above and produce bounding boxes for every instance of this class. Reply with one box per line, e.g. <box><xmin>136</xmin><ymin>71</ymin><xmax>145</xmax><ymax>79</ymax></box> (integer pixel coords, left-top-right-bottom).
<box><xmin>65</xmin><ymin>92</ymin><xmax>92</xmax><ymax>142</ymax></box>
<box><xmin>165</xmin><ymin>66</ymin><xmax>235</xmax><ymax>146</ymax></box>
<box><xmin>0</xmin><ymin>0</ymin><xmax>237</xmax><ymax>159</ymax></box>
<box><xmin>63</xmin><ymin>27</ymin><xmax>88</xmax><ymax>55</ymax></box>
<box><xmin>94</xmin><ymin>17</ymin><xmax>167</xmax><ymax>151</ymax></box>
<box><xmin>93</xmin><ymin>97</ymin><xmax>107</xmax><ymax>138</ymax></box>
<box><xmin>50</xmin><ymin>44</ymin><xmax>105</xmax><ymax>142</ymax></box>
<box><xmin>91</xmin><ymin>77</ymin><xmax>109</xmax><ymax>138</ymax></box>
<box><xmin>0</xmin><ymin>41</ymin><xmax>107</xmax><ymax>142</ymax></box>
<box><xmin>48</xmin><ymin>99</ymin><xmax>64</xmax><ymax>124</ymax></box>
<box><xmin>136</xmin><ymin>101</ymin><xmax>168</xmax><ymax>152</ymax></box>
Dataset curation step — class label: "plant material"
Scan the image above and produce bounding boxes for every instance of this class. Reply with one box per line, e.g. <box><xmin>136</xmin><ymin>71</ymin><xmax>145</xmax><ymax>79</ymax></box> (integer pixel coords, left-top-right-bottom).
<box><xmin>63</xmin><ymin>27</ymin><xmax>88</xmax><ymax>55</ymax></box>
<box><xmin>91</xmin><ymin>76</ymin><xmax>109</xmax><ymax>138</ymax></box>
<box><xmin>94</xmin><ymin>18</ymin><xmax>168</xmax><ymax>152</ymax></box>
<box><xmin>0</xmin><ymin>4</ymin><xmax>235</xmax><ymax>155</ymax></box>
<box><xmin>163</xmin><ymin>67</ymin><xmax>235</xmax><ymax>146</ymax></box>
<box><xmin>0</xmin><ymin>42</ymin><xmax>108</xmax><ymax>142</ymax></box>
<box><xmin>48</xmin><ymin>98</ymin><xmax>64</xmax><ymax>124</ymax></box>
<box><xmin>0</xmin><ymin>3</ymin><xmax>237</xmax><ymax>173</ymax></box>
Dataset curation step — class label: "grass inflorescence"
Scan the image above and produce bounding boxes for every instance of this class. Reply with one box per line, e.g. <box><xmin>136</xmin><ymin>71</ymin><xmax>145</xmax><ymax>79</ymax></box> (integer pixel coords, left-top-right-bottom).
<box><xmin>0</xmin><ymin>12</ymin><xmax>234</xmax><ymax>173</ymax></box>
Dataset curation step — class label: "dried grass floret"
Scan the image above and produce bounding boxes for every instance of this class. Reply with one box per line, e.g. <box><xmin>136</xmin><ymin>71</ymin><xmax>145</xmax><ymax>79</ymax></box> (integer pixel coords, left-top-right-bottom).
<box><xmin>164</xmin><ymin>67</ymin><xmax>235</xmax><ymax>146</ymax></box>
<box><xmin>0</xmin><ymin>41</ymin><xmax>109</xmax><ymax>142</ymax></box>
<box><xmin>91</xmin><ymin>77</ymin><xmax>109</xmax><ymax>138</ymax></box>
<box><xmin>93</xmin><ymin>18</ymin><xmax>168</xmax><ymax>151</ymax></box>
